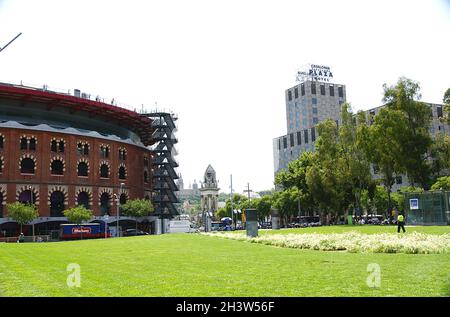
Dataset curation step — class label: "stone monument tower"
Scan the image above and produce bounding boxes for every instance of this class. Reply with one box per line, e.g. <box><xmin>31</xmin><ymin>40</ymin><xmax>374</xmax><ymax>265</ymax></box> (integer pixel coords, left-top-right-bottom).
<box><xmin>200</xmin><ymin>165</ymin><xmax>220</xmax><ymax>227</ymax></box>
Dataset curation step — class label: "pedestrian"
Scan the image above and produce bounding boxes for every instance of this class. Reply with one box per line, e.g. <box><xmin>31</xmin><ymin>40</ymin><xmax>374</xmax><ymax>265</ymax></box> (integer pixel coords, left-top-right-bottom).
<box><xmin>397</xmin><ymin>213</ymin><xmax>406</xmax><ymax>233</ymax></box>
<box><xmin>18</xmin><ymin>232</ymin><xmax>25</xmax><ymax>243</ymax></box>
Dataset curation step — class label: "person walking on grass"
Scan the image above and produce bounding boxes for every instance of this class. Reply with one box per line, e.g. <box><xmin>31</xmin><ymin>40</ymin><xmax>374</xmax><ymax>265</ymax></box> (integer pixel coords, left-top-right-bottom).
<box><xmin>397</xmin><ymin>212</ymin><xmax>406</xmax><ymax>233</ymax></box>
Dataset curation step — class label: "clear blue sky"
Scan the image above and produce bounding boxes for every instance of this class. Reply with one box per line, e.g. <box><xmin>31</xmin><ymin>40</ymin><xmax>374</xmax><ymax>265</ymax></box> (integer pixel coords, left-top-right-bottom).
<box><xmin>1</xmin><ymin>0</ymin><xmax>449</xmax><ymax>193</ymax></box>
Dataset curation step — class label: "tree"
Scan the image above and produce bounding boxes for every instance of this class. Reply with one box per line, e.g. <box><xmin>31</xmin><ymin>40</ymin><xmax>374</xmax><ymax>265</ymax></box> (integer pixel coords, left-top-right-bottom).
<box><xmin>271</xmin><ymin>188</ymin><xmax>299</xmax><ymax>226</ymax></box>
<box><xmin>254</xmin><ymin>195</ymin><xmax>273</xmax><ymax>221</ymax></box>
<box><xmin>364</xmin><ymin>108</ymin><xmax>407</xmax><ymax>217</ymax></box>
<box><xmin>6</xmin><ymin>202</ymin><xmax>39</xmax><ymax>234</ymax></box>
<box><xmin>383</xmin><ymin>77</ymin><xmax>433</xmax><ymax>188</ymax></box>
<box><xmin>442</xmin><ymin>88</ymin><xmax>450</xmax><ymax>124</ymax></box>
<box><xmin>121</xmin><ymin>199</ymin><xmax>154</xmax><ymax>233</ymax></box>
<box><xmin>63</xmin><ymin>206</ymin><xmax>93</xmax><ymax>239</ymax></box>
<box><xmin>431</xmin><ymin>176</ymin><xmax>450</xmax><ymax>190</ymax></box>
<box><xmin>275</xmin><ymin>151</ymin><xmax>316</xmax><ymax>216</ymax></box>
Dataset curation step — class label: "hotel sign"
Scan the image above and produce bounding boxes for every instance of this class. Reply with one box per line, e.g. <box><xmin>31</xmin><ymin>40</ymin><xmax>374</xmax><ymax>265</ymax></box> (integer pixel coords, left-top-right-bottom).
<box><xmin>296</xmin><ymin>64</ymin><xmax>334</xmax><ymax>83</ymax></box>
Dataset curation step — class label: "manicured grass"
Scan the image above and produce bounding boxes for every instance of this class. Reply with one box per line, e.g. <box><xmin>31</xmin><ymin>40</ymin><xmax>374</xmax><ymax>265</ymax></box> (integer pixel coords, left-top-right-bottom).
<box><xmin>0</xmin><ymin>228</ymin><xmax>449</xmax><ymax>297</ymax></box>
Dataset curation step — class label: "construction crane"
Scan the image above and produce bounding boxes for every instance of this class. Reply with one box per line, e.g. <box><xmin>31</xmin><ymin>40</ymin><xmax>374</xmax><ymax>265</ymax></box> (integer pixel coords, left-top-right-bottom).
<box><xmin>0</xmin><ymin>32</ymin><xmax>22</xmax><ymax>53</ymax></box>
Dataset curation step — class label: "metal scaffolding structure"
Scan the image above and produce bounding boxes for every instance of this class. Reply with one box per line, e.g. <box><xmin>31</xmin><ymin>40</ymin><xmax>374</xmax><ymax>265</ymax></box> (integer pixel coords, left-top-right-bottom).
<box><xmin>142</xmin><ymin>111</ymin><xmax>179</xmax><ymax>218</ymax></box>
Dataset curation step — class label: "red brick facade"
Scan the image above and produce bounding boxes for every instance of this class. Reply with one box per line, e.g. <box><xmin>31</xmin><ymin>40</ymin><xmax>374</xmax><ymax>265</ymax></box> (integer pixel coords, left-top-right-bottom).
<box><xmin>0</xmin><ymin>127</ymin><xmax>152</xmax><ymax>217</ymax></box>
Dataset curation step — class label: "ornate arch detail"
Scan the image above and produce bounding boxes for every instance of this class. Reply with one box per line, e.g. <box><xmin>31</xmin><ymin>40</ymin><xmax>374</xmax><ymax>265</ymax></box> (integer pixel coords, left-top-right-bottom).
<box><xmin>77</xmin><ymin>158</ymin><xmax>90</xmax><ymax>172</ymax></box>
<box><xmin>19</xmin><ymin>134</ymin><xmax>38</xmax><ymax>144</ymax></box>
<box><xmin>0</xmin><ymin>184</ymin><xmax>7</xmax><ymax>205</ymax></box>
<box><xmin>99</xmin><ymin>160</ymin><xmax>111</xmax><ymax>177</ymax></box>
<box><xmin>0</xmin><ymin>155</ymin><xmax>4</xmax><ymax>172</ymax></box>
<box><xmin>77</xmin><ymin>140</ymin><xmax>90</xmax><ymax>148</ymax></box>
<box><xmin>16</xmin><ymin>185</ymin><xmax>40</xmax><ymax>205</ymax></box>
<box><xmin>75</xmin><ymin>187</ymin><xmax>93</xmax><ymax>206</ymax></box>
<box><xmin>47</xmin><ymin>185</ymin><xmax>69</xmax><ymax>206</ymax></box>
<box><xmin>98</xmin><ymin>187</ymin><xmax>113</xmax><ymax>206</ymax></box>
<box><xmin>18</xmin><ymin>153</ymin><xmax>37</xmax><ymax>169</ymax></box>
<box><xmin>50</xmin><ymin>155</ymin><xmax>66</xmax><ymax>172</ymax></box>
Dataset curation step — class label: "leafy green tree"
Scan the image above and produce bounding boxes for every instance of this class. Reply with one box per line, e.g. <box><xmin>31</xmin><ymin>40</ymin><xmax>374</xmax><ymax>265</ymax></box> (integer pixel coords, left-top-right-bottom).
<box><xmin>6</xmin><ymin>202</ymin><xmax>39</xmax><ymax>234</ymax></box>
<box><xmin>254</xmin><ymin>195</ymin><xmax>273</xmax><ymax>221</ymax></box>
<box><xmin>430</xmin><ymin>133</ymin><xmax>450</xmax><ymax>174</ymax></box>
<box><xmin>383</xmin><ymin>77</ymin><xmax>433</xmax><ymax>188</ymax></box>
<box><xmin>431</xmin><ymin>176</ymin><xmax>450</xmax><ymax>190</ymax></box>
<box><xmin>271</xmin><ymin>188</ymin><xmax>299</xmax><ymax>226</ymax></box>
<box><xmin>63</xmin><ymin>206</ymin><xmax>93</xmax><ymax>239</ymax></box>
<box><xmin>121</xmin><ymin>199</ymin><xmax>154</xmax><ymax>232</ymax></box>
<box><xmin>442</xmin><ymin>88</ymin><xmax>450</xmax><ymax>124</ymax></box>
<box><xmin>364</xmin><ymin>108</ymin><xmax>407</xmax><ymax>216</ymax></box>
<box><xmin>275</xmin><ymin>151</ymin><xmax>316</xmax><ymax>216</ymax></box>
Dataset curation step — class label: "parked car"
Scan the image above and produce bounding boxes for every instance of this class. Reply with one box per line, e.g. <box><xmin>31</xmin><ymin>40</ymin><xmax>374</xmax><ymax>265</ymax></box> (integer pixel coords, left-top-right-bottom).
<box><xmin>123</xmin><ymin>229</ymin><xmax>149</xmax><ymax>236</ymax></box>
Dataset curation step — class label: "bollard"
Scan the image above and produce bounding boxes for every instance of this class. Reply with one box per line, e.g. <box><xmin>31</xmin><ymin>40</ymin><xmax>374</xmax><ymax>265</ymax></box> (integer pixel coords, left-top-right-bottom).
<box><xmin>271</xmin><ymin>208</ymin><xmax>280</xmax><ymax>230</ymax></box>
<box><xmin>246</xmin><ymin>209</ymin><xmax>258</xmax><ymax>237</ymax></box>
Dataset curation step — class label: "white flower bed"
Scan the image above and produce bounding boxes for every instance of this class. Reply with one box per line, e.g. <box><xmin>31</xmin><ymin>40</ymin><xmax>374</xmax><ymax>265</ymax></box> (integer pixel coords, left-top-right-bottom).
<box><xmin>202</xmin><ymin>231</ymin><xmax>450</xmax><ymax>254</ymax></box>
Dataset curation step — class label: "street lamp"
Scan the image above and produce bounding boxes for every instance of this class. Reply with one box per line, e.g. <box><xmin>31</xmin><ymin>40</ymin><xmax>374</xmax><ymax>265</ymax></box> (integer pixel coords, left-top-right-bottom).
<box><xmin>116</xmin><ymin>183</ymin><xmax>125</xmax><ymax>237</ymax></box>
<box><xmin>28</xmin><ymin>185</ymin><xmax>35</xmax><ymax>241</ymax></box>
<box><xmin>103</xmin><ymin>214</ymin><xmax>109</xmax><ymax>239</ymax></box>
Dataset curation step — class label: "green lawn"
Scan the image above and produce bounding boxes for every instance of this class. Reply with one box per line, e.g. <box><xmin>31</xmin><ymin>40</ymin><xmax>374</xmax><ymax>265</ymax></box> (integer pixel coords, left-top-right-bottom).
<box><xmin>0</xmin><ymin>226</ymin><xmax>449</xmax><ymax>297</ymax></box>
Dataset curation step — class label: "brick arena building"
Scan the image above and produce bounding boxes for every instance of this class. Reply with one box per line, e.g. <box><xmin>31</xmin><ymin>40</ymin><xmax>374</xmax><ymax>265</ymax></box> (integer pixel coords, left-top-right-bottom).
<box><xmin>0</xmin><ymin>82</ymin><xmax>176</xmax><ymax>237</ymax></box>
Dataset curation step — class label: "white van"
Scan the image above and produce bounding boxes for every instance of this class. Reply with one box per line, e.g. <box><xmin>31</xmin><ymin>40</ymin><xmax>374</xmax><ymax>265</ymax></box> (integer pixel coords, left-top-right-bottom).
<box><xmin>169</xmin><ymin>220</ymin><xmax>198</xmax><ymax>233</ymax></box>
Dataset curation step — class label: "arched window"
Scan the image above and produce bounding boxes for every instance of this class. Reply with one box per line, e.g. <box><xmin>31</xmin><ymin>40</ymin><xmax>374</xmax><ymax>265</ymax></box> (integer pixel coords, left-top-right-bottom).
<box><xmin>100</xmin><ymin>192</ymin><xmax>111</xmax><ymax>216</ymax></box>
<box><xmin>77</xmin><ymin>192</ymin><xmax>90</xmax><ymax>209</ymax></box>
<box><xmin>21</xmin><ymin>158</ymin><xmax>35</xmax><ymax>174</ymax></box>
<box><xmin>59</xmin><ymin>141</ymin><xmax>64</xmax><ymax>153</ymax></box>
<box><xmin>100</xmin><ymin>164</ymin><xmax>109</xmax><ymax>178</ymax></box>
<box><xmin>18</xmin><ymin>190</ymin><xmax>36</xmax><ymax>204</ymax></box>
<box><xmin>100</xmin><ymin>145</ymin><xmax>109</xmax><ymax>158</ymax></box>
<box><xmin>0</xmin><ymin>157</ymin><xmax>3</xmax><ymax>173</ymax></box>
<box><xmin>84</xmin><ymin>144</ymin><xmax>89</xmax><ymax>155</ymax></box>
<box><xmin>144</xmin><ymin>170</ymin><xmax>148</xmax><ymax>183</ymax></box>
<box><xmin>50</xmin><ymin>191</ymin><xmax>65</xmax><ymax>217</ymax></box>
<box><xmin>51</xmin><ymin>160</ymin><xmax>64</xmax><ymax>175</ymax></box>
<box><xmin>77</xmin><ymin>162</ymin><xmax>89</xmax><ymax>177</ymax></box>
<box><xmin>119</xmin><ymin>193</ymin><xmax>127</xmax><ymax>205</ymax></box>
<box><xmin>119</xmin><ymin>166</ymin><xmax>126</xmax><ymax>180</ymax></box>
<box><xmin>51</xmin><ymin>140</ymin><xmax>58</xmax><ymax>152</ymax></box>
<box><xmin>29</xmin><ymin>138</ymin><xmax>36</xmax><ymax>151</ymax></box>
<box><xmin>119</xmin><ymin>149</ymin><xmax>127</xmax><ymax>161</ymax></box>
<box><xmin>0</xmin><ymin>135</ymin><xmax>4</xmax><ymax>149</ymax></box>
<box><xmin>20</xmin><ymin>137</ymin><xmax>27</xmax><ymax>150</ymax></box>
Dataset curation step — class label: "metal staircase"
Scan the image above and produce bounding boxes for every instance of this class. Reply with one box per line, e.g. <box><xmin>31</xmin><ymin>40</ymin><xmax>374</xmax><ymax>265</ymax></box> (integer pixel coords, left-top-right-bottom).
<box><xmin>141</xmin><ymin>112</ymin><xmax>179</xmax><ymax>217</ymax></box>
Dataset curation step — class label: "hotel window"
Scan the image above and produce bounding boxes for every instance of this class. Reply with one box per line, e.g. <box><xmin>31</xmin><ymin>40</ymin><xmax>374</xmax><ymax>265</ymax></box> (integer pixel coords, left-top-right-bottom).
<box><xmin>290</xmin><ymin>133</ymin><xmax>294</xmax><ymax>147</ymax></box>
<box><xmin>278</xmin><ymin>139</ymin><xmax>281</xmax><ymax>150</ymax></box>
<box><xmin>320</xmin><ymin>84</ymin><xmax>325</xmax><ymax>95</ymax></box>
<box><xmin>294</xmin><ymin>87</ymin><xmax>298</xmax><ymax>99</ymax></box>
<box><xmin>329</xmin><ymin>85</ymin><xmax>335</xmax><ymax>96</ymax></box>
<box><xmin>283</xmin><ymin>137</ymin><xmax>287</xmax><ymax>149</ymax></box>
<box><xmin>338</xmin><ymin>86</ymin><xmax>343</xmax><ymax>98</ymax></box>
<box><xmin>288</xmin><ymin>90</ymin><xmax>292</xmax><ymax>101</ymax></box>
<box><xmin>304</xmin><ymin>129</ymin><xmax>309</xmax><ymax>143</ymax></box>
<box><xmin>297</xmin><ymin>132</ymin><xmax>302</xmax><ymax>145</ymax></box>
<box><xmin>311</xmin><ymin>127</ymin><xmax>316</xmax><ymax>142</ymax></box>
<box><xmin>312</xmin><ymin>107</ymin><xmax>318</xmax><ymax>114</ymax></box>
<box><xmin>313</xmin><ymin>117</ymin><xmax>319</xmax><ymax>124</ymax></box>
<box><xmin>312</xmin><ymin>98</ymin><xmax>317</xmax><ymax>105</ymax></box>
<box><xmin>311</xmin><ymin>83</ymin><xmax>316</xmax><ymax>95</ymax></box>
<box><xmin>301</xmin><ymin>83</ymin><xmax>305</xmax><ymax>96</ymax></box>
<box><xmin>437</xmin><ymin>106</ymin><xmax>443</xmax><ymax>118</ymax></box>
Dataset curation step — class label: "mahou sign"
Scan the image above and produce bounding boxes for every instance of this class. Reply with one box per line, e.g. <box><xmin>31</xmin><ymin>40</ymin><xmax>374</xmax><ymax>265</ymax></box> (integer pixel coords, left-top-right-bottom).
<box><xmin>72</xmin><ymin>227</ymin><xmax>92</xmax><ymax>234</ymax></box>
<box><xmin>296</xmin><ymin>64</ymin><xmax>334</xmax><ymax>83</ymax></box>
